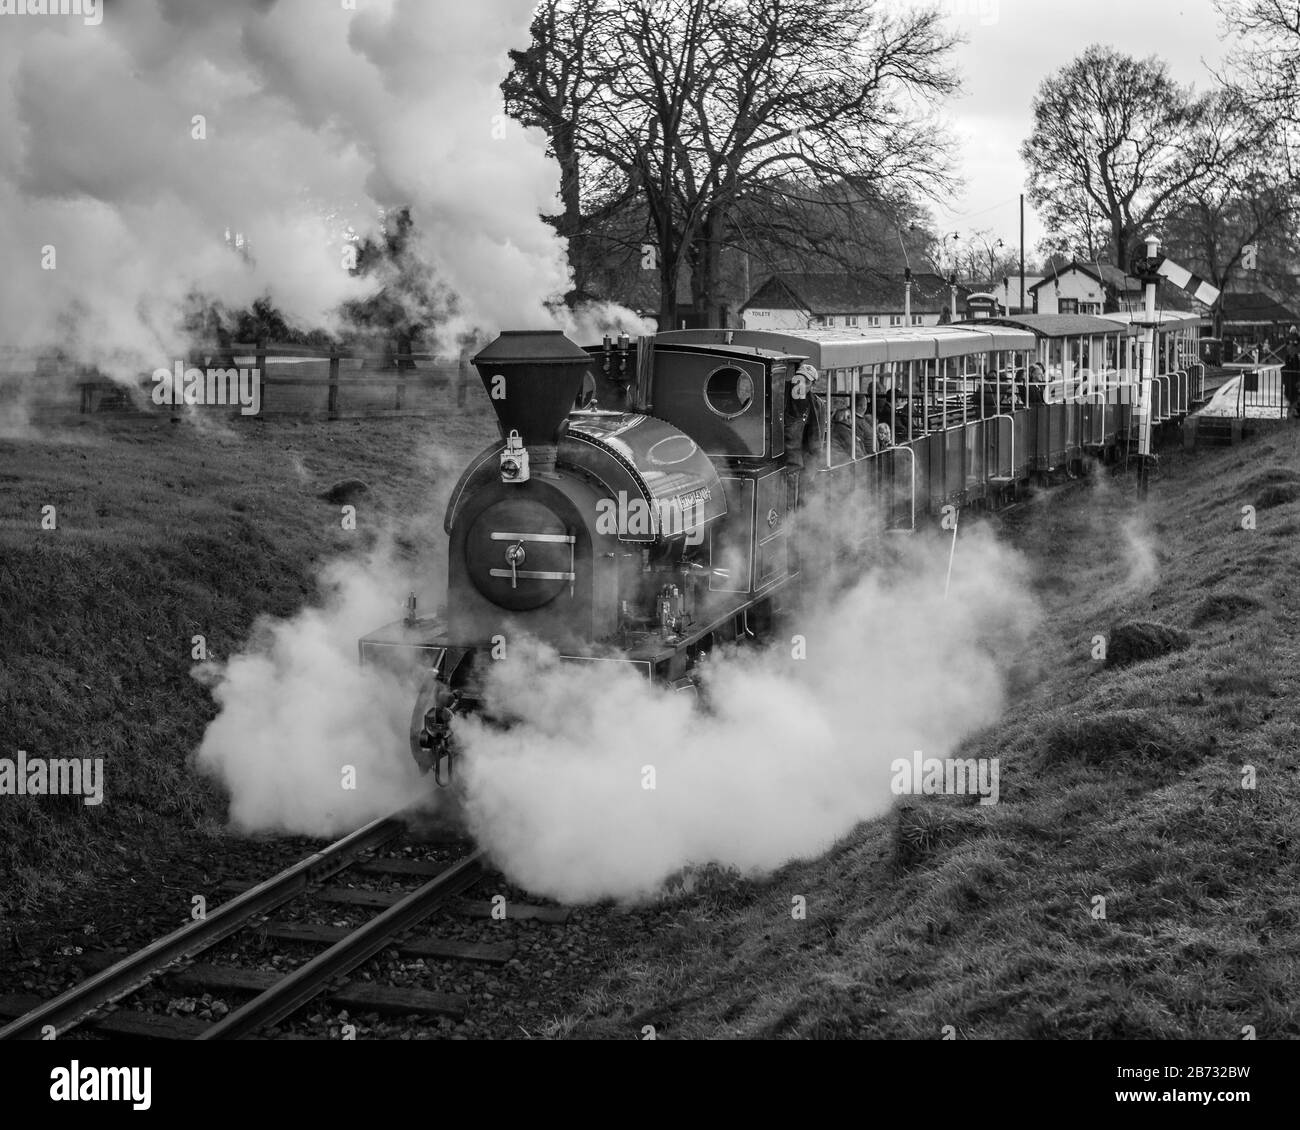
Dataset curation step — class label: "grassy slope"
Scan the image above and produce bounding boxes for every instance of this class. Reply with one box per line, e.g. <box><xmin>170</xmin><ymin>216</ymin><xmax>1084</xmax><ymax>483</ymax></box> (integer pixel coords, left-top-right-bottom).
<box><xmin>0</xmin><ymin>406</ymin><xmax>497</xmax><ymax>911</ymax></box>
<box><xmin>567</xmin><ymin>425</ymin><xmax>1300</xmax><ymax>1040</ymax></box>
<box><xmin>4</xmin><ymin>403</ymin><xmax>1298</xmax><ymax>1039</ymax></box>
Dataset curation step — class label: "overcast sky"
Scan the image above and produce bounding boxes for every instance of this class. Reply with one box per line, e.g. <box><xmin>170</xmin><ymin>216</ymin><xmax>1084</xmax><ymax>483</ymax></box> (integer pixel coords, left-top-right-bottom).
<box><xmin>931</xmin><ymin>0</ymin><xmax>1231</xmax><ymax>267</ymax></box>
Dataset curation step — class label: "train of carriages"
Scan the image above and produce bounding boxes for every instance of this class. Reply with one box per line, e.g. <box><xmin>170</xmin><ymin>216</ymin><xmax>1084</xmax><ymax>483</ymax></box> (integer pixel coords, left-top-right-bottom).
<box><xmin>360</xmin><ymin>311</ymin><xmax>1207</xmax><ymax>781</ymax></box>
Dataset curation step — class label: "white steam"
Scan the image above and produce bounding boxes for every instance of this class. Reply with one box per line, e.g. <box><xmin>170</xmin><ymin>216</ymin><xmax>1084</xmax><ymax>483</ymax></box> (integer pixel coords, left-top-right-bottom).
<box><xmin>193</xmin><ymin>548</ymin><xmax>429</xmax><ymax>837</ymax></box>
<box><xmin>1120</xmin><ymin>514</ymin><xmax>1159</xmax><ymax>596</ymax></box>
<box><xmin>0</xmin><ymin>0</ymin><xmax>642</xmax><ymax>382</ymax></box>
<box><xmin>456</xmin><ymin>519</ymin><xmax>1038</xmax><ymax>904</ymax></box>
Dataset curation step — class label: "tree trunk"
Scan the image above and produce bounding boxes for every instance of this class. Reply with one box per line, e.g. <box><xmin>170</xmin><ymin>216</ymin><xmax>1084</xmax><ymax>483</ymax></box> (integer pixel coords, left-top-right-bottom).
<box><xmin>689</xmin><ymin>208</ymin><xmax>725</xmax><ymax>328</ymax></box>
<box><xmin>552</xmin><ymin>122</ymin><xmax>587</xmax><ymax>292</ymax></box>
<box><xmin>658</xmin><ymin>222</ymin><xmax>680</xmax><ymax>330</ymax></box>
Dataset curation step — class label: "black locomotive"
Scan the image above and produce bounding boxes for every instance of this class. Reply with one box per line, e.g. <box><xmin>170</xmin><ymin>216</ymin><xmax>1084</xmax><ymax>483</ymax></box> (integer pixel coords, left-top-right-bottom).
<box><xmin>360</xmin><ymin>329</ymin><xmax>806</xmax><ymax>783</ymax></box>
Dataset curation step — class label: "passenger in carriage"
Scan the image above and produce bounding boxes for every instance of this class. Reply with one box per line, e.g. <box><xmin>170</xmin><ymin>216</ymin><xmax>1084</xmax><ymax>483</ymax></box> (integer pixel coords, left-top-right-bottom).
<box><xmin>1004</xmin><ymin>367</ymin><xmax>1027</xmax><ymax>407</ymax></box>
<box><xmin>828</xmin><ymin>407</ymin><xmax>859</xmax><ymax>458</ymax></box>
<box><xmin>1026</xmin><ymin>361</ymin><xmax>1047</xmax><ymax>404</ymax></box>
<box><xmin>1001</xmin><ymin>371</ymin><xmax>1025</xmax><ymax>409</ymax></box>
<box><xmin>854</xmin><ymin>394</ymin><xmax>878</xmax><ymax>449</ymax></box>
<box><xmin>862</xmin><ymin>380</ymin><xmax>892</xmax><ymax>424</ymax></box>
<box><xmin>981</xmin><ymin>377</ymin><xmax>1000</xmax><ymax>417</ymax></box>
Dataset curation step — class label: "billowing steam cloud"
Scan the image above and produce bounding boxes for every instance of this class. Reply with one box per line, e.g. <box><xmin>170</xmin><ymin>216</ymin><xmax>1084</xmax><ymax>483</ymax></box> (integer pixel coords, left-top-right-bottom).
<box><xmin>193</xmin><ymin>548</ymin><xmax>429</xmax><ymax>836</ymax></box>
<box><xmin>0</xmin><ymin>0</ymin><xmax>634</xmax><ymax>378</ymax></box>
<box><xmin>456</xmin><ymin>515</ymin><xmax>1038</xmax><ymax>903</ymax></box>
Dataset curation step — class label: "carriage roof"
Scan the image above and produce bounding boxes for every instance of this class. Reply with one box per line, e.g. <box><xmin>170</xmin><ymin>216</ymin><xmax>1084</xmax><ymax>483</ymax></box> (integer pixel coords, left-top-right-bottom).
<box><xmin>975</xmin><ymin>314</ymin><xmax>1140</xmax><ymax>338</ymax></box>
<box><xmin>654</xmin><ymin>325</ymin><xmax>1037</xmax><ymax>370</ymax></box>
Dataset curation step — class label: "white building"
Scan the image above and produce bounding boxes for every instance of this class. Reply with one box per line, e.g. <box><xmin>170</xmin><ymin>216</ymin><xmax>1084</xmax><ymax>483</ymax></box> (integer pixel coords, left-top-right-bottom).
<box><xmin>1029</xmin><ymin>260</ymin><xmax>1194</xmax><ymax>316</ymax></box>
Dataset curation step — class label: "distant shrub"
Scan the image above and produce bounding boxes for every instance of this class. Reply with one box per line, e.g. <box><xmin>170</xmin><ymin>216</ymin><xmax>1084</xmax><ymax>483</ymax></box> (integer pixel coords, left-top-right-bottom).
<box><xmin>893</xmin><ymin>803</ymin><xmax>983</xmax><ymax>868</ymax></box>
<box><xmin>1243</xmin><ymin>467</ymin><xmax>1300</xmax><ymax>494</ymax></box>
<box><xmin>1039</xmin><ymin>711</ymin><xmax>1204</xmax><ymax>774</ymax></box>
<box><xmin>1254</xmin><ymin>483</ymin><xmax>1300</xmax><ymax>510</ymax></box>
<box><xmin>1105</xmin><ymin>621</ymin><xmax>1190</xmax><ymax>668</ymax></box>
<box><xmin>1190</xmin><ymin>592</ymin><xmax>1263</xmax><ymax>628</ymax></box>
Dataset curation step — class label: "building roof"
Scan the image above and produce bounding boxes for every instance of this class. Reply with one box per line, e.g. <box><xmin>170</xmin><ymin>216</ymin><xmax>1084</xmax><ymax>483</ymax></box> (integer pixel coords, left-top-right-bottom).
<box><xmin>742</xmin><ymin>272</ymin><xmax>968</xmax><ymax>315</ymax></box>
<box><xmin>1028</xmin><ymin>260</ymin><xmax>1143</xmax><ymax>294</ymax></box>
<box><xmin>1220</xmin><ymin>291</ymin><xmax>1299</xmax><ymax>325</ymax></box>
<box><xmin>1028</xmin><ymin>259</ymin><xmax>1195</xmax><ymax>311</ymax></box>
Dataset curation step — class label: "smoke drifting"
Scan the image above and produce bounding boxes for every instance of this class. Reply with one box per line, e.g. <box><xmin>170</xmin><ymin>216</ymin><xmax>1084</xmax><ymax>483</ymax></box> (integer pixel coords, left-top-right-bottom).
<box><xmin>192</xmin><ymin>547</ymin><xmax>430</xmax><ymax>836</ymax></box>
<box><xmin>0</xmin><ymin>0</ymin><xmax>637</xmax><ymax>378</ymax></box>
<box><xmin>456</xmin><ymin>512</ymin><xmax>1038</xmax><ymax>904</ymax></box>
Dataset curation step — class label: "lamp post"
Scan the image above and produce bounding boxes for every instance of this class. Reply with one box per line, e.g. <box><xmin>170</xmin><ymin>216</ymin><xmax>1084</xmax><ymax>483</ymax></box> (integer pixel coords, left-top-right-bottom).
<box><xmin>897</xmin><ymin>223</ymin><xmax>916</xmax><ymax>325</ymax></box>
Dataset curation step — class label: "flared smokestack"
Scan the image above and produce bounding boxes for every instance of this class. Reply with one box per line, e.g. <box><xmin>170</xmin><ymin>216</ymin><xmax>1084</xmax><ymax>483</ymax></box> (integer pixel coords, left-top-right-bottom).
<box><xmin>472</xmin><ymin>331</ymin><xmax>592</xmax><ymax>473</ymax></box>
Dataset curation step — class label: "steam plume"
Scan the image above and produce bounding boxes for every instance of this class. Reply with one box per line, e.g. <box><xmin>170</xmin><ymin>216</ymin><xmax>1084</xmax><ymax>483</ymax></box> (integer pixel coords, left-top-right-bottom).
<box><xmin>456</xmin><ymin>511</ymin><xmax>1038</xmax><ymax>903</ymax></box>
<box><xmin>0</xmin><ymin>0</ymin><xmax>641</xmax><ymax>381</ymax></box>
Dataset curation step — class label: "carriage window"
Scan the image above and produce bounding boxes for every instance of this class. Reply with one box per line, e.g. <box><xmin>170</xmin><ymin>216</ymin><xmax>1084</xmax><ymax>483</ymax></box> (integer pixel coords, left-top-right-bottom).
<box><xmin>704</xmin><ymin>365</ymin><xmax>755</xmax><ymax>417</ymax></box>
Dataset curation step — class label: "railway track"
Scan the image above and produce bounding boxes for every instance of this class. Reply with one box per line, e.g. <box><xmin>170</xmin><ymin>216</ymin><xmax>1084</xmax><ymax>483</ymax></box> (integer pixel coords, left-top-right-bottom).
<box><xmin>0</xmin><ymin>815</ymin><xmax>561</xmax><ymax>1041</ymax></box>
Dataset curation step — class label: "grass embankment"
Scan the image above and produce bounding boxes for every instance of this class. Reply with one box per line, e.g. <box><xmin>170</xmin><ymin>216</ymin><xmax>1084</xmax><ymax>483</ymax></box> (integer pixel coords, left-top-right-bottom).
<box><xmin>4</xmin><ymin>401</ymin><xmax>1298</xmax><ymax>1039</ymax></box>
<box><xmin>0</xmin><ymin>404</ymin><xmax>497</xmax><ymax>911</ymax></box>
<box><xmin>564</xmin><ymin>427</ymin><xmax>1300</xmax><ymax>1040</ymax></box>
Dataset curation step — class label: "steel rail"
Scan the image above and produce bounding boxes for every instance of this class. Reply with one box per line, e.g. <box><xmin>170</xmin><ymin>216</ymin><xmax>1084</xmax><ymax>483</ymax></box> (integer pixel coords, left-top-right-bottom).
<box><xmin>0</xmin><ymin>815</ymin><xmax>407</xmax><ymax>1040</ymax></box>
<box><xmin>199</xmin><ymin>849</ymin><xmax>486</xmax><ymax>1039</ymax></box>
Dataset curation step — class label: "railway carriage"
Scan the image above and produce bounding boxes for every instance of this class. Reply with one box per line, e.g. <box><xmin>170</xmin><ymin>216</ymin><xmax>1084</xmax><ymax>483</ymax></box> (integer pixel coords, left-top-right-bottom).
<box><xmin>360</xmin><ymin>317</ymin><xmax>1201</xmax><ymax>781</ymax></box>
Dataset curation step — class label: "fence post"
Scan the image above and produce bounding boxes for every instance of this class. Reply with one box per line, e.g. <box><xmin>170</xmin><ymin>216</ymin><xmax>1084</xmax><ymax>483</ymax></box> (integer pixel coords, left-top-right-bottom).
<box><xmin>457</xmin><ymin>347</ymin><xmax>469</xmax><ymax>408</ymax></box>
<box><xmin>328</xmin><ymin>351</ymin><xmax>340</xmax><ymax>420</ymax></box>
<box><xmin>255</xmin><ymin>342</ymin><xmax>267</xmax><ymax>414</ymax></box>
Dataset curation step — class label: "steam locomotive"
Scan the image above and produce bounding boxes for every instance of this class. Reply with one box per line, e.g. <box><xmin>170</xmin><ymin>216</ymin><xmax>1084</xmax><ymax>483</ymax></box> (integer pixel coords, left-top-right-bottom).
<box><xmin>359</xmin><ymin>313</ymin><xmax>1205</xmax><ymax>782</ymax></box>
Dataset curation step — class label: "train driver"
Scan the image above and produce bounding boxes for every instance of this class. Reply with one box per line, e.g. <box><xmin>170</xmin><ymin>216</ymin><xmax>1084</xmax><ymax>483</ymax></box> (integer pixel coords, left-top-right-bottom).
<box><xmin>784</xmin><ymin>361</ymin><xmax>821</xmax><ymax>469</ymax></box>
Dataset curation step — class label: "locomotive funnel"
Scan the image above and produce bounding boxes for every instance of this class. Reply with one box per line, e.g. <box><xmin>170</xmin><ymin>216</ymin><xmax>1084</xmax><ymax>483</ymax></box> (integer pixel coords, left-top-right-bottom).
<box><xmin>473</xmin><ymin>330</ymin><xmax>592</xmax><ymax>473</ymax></box>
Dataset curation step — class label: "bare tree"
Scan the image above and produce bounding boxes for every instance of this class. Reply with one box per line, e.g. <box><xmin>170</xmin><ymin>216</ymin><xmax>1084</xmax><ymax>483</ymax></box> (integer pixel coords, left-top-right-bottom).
<box><xmin>507</xmin><ymin>0</ymin><xmax>959</xmax><ymax>327</ymax></box>
<box><xmin>1216</xmin><ymin>0</ymin><xmax>1300</xmax><ymax>151</ymax></box>
<box><xmin>502</xmin><ymin>0</ymin><xmax>626</xmax><ymax>297</ymax></box>
<box><xmin>1160</xmin><ymin>92</ymin><xmax>1300</xmax><ymax>332</ymax></box>
<box><xmin>1021</xmin><ymin>45</ymin><xmax>1250</xmax><ymax>268</ymax></box>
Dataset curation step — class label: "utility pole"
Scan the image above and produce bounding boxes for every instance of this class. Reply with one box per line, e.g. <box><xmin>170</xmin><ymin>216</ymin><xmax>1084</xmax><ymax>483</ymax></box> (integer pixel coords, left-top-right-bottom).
<box><xmin>1019</xmin><ymin>194</ymin><xmax>1025</xmax><ymax>313</ymax></box>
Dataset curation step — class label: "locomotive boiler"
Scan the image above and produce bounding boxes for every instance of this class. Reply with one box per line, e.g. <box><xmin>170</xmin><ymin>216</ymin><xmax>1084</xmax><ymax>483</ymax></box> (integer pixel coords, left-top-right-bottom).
<box><xmin>359</xmin><ymin>329</ymin><xmax>804</xmax><ymax>782</ymax></box>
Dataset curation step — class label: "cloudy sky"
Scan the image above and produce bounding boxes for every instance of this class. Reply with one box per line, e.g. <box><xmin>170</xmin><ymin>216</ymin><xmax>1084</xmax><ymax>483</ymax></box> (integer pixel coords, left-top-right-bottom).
<box><xmin>932</xmin><ymin>0</ymin><xmax>1231</xmax><ymax>265</ymax></box>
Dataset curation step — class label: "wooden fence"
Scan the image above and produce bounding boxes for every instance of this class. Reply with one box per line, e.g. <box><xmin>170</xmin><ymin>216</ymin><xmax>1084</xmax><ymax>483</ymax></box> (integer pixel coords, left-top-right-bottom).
<box><xmin>65</xmin><ymin>343</ymin><xmax>479</xmax><ymax>418</ymax></box>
